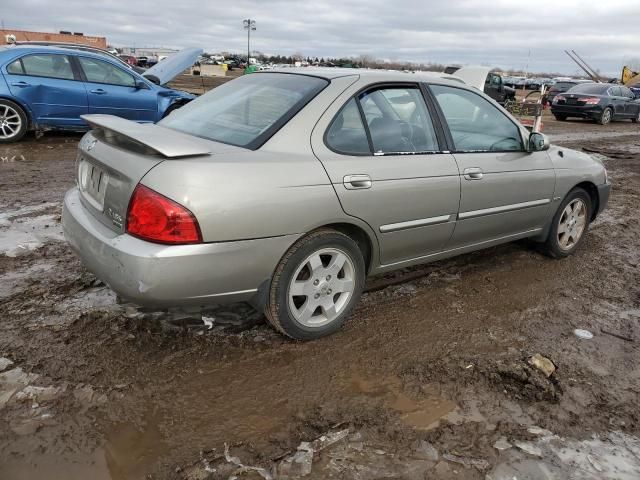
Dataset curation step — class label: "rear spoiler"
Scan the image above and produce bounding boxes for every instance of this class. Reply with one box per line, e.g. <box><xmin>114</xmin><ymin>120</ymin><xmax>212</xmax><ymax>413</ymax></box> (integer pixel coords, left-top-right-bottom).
<box><xmin>81</xmin><ymin>114</ymin><xmax>211</xmax><ymax>158</ymax></box>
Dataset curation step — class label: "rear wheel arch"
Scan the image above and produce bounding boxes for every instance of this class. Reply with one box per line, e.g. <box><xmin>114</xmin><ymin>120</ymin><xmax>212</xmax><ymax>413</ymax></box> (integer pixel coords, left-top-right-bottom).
<box><xmin>320</xmin><ymin>222</ymin><xmax>375</xmax><ymax>274</ymax></box>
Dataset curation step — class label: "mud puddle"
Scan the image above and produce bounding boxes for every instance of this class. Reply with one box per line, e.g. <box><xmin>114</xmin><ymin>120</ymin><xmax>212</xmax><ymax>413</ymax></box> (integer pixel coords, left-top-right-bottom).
<box><xmin>0</xmin><ymin>202</ymin><xmax>63</xmax><ymax>257</ymax></box>
<box><xmin>349</xmin><ymin>373</ymin><xmax>460</xmax><ymax>430</ymax></box>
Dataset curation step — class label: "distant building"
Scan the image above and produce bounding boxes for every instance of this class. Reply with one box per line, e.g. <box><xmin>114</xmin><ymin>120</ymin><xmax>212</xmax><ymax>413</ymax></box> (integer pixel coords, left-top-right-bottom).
<box><xmin>118</xmin><ymin>47</ymin><xmax>179</xmax><ymax>58</ymax></box>
<box><xmin>1</xmin><ymin>28</ymin><xmax>107</xmax><ymax>49</ymax></box>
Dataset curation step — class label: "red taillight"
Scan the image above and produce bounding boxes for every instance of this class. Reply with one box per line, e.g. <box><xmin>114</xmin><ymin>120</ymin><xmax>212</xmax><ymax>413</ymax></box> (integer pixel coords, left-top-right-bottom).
<box><xmin>553</xmin><ymin>95</ymin><xmax>566</xmax><ymax>104</ymax></box>
<box><xmin>126</xmin><ymin>184</ymin><xmax>202</xmax><ymax>244</ymax></box>
<box><xmin>578</xmin><ymin>97</ymin><xmax>601</xmax><ymax>105</ymax></box>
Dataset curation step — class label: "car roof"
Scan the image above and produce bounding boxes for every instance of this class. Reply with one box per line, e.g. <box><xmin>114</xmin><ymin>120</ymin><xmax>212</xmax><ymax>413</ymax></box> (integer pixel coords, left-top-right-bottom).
<box><xmin>266</xmin><ymin>67</ymin><xmax>467</xmax><ymax>87</ymax></box>
<box><xmin>0</xmin><ymin>44</ymin><xmax>122</xmax><ymax>63</ymax></box>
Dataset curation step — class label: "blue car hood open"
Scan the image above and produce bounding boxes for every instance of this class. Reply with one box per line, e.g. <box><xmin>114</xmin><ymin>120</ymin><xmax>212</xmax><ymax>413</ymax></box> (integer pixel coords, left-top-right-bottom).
<box><xmin>142</xmin><ymin>47</ymin><xmax>203</xmax><ymax>86</ymax></box>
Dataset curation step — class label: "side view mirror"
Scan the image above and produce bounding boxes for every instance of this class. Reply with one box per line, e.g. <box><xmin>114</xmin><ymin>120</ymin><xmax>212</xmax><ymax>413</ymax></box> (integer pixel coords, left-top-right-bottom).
<box><xmin>135</xmin><ymin>79</ymin><xmax>150</xmax><ymax>90</ymax></box>
<box><xmin>528</xmin><ymin>132</ymin><xmax>550</xmax><ymax>152</ymax></box>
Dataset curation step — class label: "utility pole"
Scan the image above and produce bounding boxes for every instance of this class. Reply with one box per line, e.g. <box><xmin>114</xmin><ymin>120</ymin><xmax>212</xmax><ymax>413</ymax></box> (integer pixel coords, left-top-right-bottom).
<box><xmin>243</xmin><ymin>19</ymin><xmax>256</xmax><ymax>69</ymax></box>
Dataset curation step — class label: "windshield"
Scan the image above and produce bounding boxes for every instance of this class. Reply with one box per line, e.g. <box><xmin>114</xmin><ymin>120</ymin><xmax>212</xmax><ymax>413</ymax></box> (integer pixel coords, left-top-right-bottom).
<box><xmin>160</xmin><ymin>73</ymin><xmax>328</xmax><ymax>149</ymax></box>
<box><xmin>567</xmin><ymin>83</ymin><xmax>610</xmax><ymax>95</ymax></box>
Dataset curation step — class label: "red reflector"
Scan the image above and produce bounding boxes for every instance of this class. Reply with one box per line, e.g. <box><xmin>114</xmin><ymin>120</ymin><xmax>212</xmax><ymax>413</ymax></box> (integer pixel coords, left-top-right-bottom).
<box><xmin>126</xmin><ymin>184</ymin><xmax>202</xmax><ymax>244</ymax></box>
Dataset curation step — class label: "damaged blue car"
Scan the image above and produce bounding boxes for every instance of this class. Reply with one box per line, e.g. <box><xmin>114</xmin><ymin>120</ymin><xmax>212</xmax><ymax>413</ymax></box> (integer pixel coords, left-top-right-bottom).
<box><xmin>0</xmin><ymin>45</ymin><xmax>200</xmax><ymax>142</ymax></box>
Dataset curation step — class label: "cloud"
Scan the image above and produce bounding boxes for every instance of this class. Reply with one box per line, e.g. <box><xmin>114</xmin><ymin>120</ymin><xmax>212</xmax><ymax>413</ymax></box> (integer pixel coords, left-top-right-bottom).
<box><xmin>4</xmin><ymin>0</ymin><xmax>637</xmax><ymax>75</ymax></box>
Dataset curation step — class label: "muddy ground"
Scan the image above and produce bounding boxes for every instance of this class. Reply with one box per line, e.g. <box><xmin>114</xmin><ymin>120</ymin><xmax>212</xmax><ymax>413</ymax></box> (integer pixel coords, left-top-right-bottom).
<box><xmin>0</xmin><ymin>107</ymin><xmax>639</xmax><ymax>480</ymax></box>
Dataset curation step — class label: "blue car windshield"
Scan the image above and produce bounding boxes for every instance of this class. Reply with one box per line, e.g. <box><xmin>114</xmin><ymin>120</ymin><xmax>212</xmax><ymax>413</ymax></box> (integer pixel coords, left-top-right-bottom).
<box><xmin>160</xmin><ymin>73</ymin><xmax>328</xmax><ymax>149</ymax></box>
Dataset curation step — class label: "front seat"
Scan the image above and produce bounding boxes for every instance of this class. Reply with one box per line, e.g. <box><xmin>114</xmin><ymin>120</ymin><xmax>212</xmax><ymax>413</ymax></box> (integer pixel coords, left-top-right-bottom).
<box><xmin>368</xmin><ymin>117</ymin><xmax>412</xmax><ymax>153</ymax></box>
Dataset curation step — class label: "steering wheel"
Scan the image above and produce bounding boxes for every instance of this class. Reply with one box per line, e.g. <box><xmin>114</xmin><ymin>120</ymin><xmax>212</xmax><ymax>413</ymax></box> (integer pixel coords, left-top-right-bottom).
<box><xmin>397</xmin><ymin>120</ymin><xmax>416</xmax><ymax>151</ymax></box>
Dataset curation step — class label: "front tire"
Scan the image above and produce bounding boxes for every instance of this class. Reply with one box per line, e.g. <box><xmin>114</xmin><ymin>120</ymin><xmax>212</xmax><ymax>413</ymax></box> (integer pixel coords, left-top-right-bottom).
<box><xmin>0</xmin><ymin>99</ymin><xmax>28</xmax><ymax>143</ymax></box>
<box><xmin>598</xmin><ymin>107</ymin><xmax>613</xmax><ymax>125</ymax></box>
<box><xmin>541</xmin><ymin>188</ymin><xmax>592</xmax><ymax>258</ymax></box>
<box><xmin>265</xmin><ymin>229</ymin><xmax>365</xmax><ymax>340</ymax></box>
<box><xmin>632</xmin><ymin>110</ymin><xmax>640</xmax><ymax>124</ymax></box>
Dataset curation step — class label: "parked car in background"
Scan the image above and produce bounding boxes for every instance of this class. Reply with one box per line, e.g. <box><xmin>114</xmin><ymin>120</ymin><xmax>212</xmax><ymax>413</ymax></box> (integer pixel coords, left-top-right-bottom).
<box><xmin>118</xmin><ymin>54</ymin><xmax>138</xmax><ymax>67</ymax></box>
<box><xmin>629</xmin><ymin>84</ymin><xmax>640</xmax><ymax>98</ymax></box>
<box><xmin>526</xmin><ymin>77</ymin><xmax>553</xmax><ymax>90</ymax></box>
<box><xmin>544</xmin><ymin>80</ymin><xmax>578</xmax><ymax>106</ymax></box>
<box><xmin>551</xmin><ymin>83</ymin><xmax>640</xmax><ymax>124</ymax></box>
<box><xmin>136</xmin><ymin>56</ymin><xmax>149</xmax><ymax>67</ymax></box>
<box><xmin>446</xmin><ymin>67</ymin><xmax>516</xmax><ymax>105</ymax></box>
<box><xmin>504</xmin><ymin>76</ymin><xmax>525</xmax><ymax>88</ymax></box>
<box><xmin>0</xmin><ymin>45</ymin><xmax>200</xmax><ymax>142</ymax></box>
<box><xmin>62</xmin><ymin>69</ymin><xmax>610</xmax><ymax>340</ymax></box>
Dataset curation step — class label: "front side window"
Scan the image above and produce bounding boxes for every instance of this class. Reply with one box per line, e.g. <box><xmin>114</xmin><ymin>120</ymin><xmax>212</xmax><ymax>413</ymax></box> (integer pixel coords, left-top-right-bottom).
<box><xmin>161</xmin><ymin>73</ymin><xmax>328</xmax><ymax>149</ymax></box>
<box><xmin>359</xmin><ymin>87</ymin><xmax>439</xmax><ymax>154</ymax></box>
<box><xmin>431</xmin><ymin>84</ymin><xmax>523</xmax><ymax>152</ymax></box>
<box><xmin>326</xmin><ymin>98</ymin><xmax>370</xmax><ymax>155</ymax></box>
<box><xmin>19</xmin><ymin>54</ymin><xmax>74</xmax><ymax>80</ymax></box>
<box><xmin>78</xmin><ymin>57</ymin><xmax>135</xmax><ymax>87</ymax></box>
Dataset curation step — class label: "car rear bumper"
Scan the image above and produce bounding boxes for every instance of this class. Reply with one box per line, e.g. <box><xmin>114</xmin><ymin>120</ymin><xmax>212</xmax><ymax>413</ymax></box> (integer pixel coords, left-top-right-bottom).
<box><xmin>551</xmin><ymin>105</ymin><xmax>603</xmax><ymax>119</ymax></box>
<box><xmin>62</xmin><ymin>188</ymin><xmax>299</xmax><ymax>307</ymax></box>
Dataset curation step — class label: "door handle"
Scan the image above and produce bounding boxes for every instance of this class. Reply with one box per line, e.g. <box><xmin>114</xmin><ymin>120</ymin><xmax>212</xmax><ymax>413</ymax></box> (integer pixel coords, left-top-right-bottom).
<box><xmin>463</xmin><ymin>167</ymin><xmax>484</xmax><ymax>180</ymax></box>
<box><xmin>343</xmin><ymin>174</ymin><xmax>372</xmax><ymax>190</ymax></box>
<box><xmin>90</xmin><ymin>89</ymin><xmax>107</xmax><ymax>95</ymax></box>
<box><xmin>11</xmin><ymin>81</ymin><xmax>30</xmax><ymax>87</ymax></box>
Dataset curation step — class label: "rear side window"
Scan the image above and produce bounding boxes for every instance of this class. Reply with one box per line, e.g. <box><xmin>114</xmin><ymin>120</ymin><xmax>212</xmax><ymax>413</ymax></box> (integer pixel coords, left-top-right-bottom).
<box><xmin>326</xmin><ymin>86</ymin><xmax>439</xmax><ymax>156</ymax></box>
<box><xmin>431</xmin><ymin>84</ymin><xmax>522</xmax><ymax>152</ymax></box>
<box><xmin>360</xmin><ymin>87</ymin><xmax>438</xmax><ymax>154</ymax></box>
<box><xmin>19</xmin><ymin>54</ymin><xmax>74</xmax><ymax>80</ymax></box>
<box><xmin>326</xmin><ymin>98</ymin><xmax>370</xmax><ymax>155</ymax></box>
<box><xmin>608</xmin><ymin>86</ymin><xmax>622</xmax><ymax>97</ymax></box>
<box><xmin>7</xmin><ymin>59</ymin><xmax>24</xmax><ymax>74</ymax></box>
<box><xmin>78</xmin><ymin>57</ymin><xmax>135</xmax><ymax>87</ymax></box>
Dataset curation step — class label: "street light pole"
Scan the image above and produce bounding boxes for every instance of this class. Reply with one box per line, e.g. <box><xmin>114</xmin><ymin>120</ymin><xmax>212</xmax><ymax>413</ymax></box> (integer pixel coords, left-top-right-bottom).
<box><xmin>243</xmin><ymin>19</ymin><xmax>256</xmax><ymax>69</ymax></box>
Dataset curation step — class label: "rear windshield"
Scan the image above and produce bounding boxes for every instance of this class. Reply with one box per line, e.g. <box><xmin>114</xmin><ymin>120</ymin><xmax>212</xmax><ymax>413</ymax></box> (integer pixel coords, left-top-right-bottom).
<box><xmin>554</xmin><ymin>82</ymin><xmax>576</xmax><ymax>90</ymax></box>
<box><xmin>161</xmin><ymin>73</ymin><xmax>328</xmax><ymax>149</ymax></box>
<box><xmin>567</xmin><ymin>83</ymin><xmax>610</xmax><ymax>94</ymax></box>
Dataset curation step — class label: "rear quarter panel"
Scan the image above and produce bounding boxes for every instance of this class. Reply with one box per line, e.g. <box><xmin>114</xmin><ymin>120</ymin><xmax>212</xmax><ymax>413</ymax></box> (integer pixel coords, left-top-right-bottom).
<box><xmin>140</xmin><ymin>151</ymin><xmax>348</xmax><ymax>242</ymax></box>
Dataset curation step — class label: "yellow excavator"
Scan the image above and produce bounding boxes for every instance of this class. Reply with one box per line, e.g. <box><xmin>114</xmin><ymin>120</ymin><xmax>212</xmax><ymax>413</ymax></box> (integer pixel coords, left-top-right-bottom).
<box><xmin>621</xmin><ymin>66</ymin><xmax>640</xmax><ymax>87</ymax></box>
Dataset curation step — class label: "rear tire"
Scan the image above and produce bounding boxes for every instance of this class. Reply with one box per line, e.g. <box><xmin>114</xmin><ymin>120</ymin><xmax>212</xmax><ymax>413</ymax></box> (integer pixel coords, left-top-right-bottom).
<box><xmin>0</xmin><ymin>99</ymin><xmax>28</xmax><ymax>143</ymax></box>
<box><xmin>265</xmin><ymin>229</ymin><xmax>365</xmax><ymax>340</ymax></box>
<box><xmin>632</xmin><ymin>110</ymin><xmax>640</xmax><ymax>124</ymax></box>
<box><xmin>541</xmin><ymin>188</ymin><xmax>592</xmax><ymax>259</ymax></box>
<box><xmin>554</xmin><ymin>114</ymin><xmax>567</xmax><ymax>121</ymax></box>
<box><xmin>598</xmin><ymin>107</ymin><xmax>613</xmax><ymax>125</ymax></box>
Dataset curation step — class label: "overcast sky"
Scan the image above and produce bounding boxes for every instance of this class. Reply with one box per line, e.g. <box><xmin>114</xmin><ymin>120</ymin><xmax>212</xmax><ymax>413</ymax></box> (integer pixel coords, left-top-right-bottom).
<box><xmin>3</xmin><ymin>0</ymin><xmax>639</xmax><ymax>76</ymax></box>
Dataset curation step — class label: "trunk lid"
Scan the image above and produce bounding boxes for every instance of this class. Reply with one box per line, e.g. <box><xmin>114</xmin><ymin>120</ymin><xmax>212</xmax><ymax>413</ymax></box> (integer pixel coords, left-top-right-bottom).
<box><xmin>142</xmin><ymin>47</ymin><xmax>203</xmax><ymax>86</ymax></box>
<box><xmin>77</xmin><ymin>115</ymin><xmax>242</xmax><ymax>234</ymax></box>
<box><xmin>450</xmin><ymin>66</ymin><xmax>491</xmax><ymax>91</ymax></box>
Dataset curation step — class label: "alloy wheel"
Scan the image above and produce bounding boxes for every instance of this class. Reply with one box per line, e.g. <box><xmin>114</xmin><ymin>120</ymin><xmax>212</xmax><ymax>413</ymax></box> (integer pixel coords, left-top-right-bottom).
<box><xmin>557</xmin><ymin>199</ymin><xmax>587</xmax><ymax>251</ymax></box>
<box><xmin>0</xmin><ymin>104</ymin><xmax>22</xmax><ymax>140</ymax></box>
<box><xmin>602</xmin><ymin>108</ymin><xmax>612</xmax><ymax>125</ymax></box>
<box><xmin>287</xmin><ymin>247</ymin><xmax>355</xmax><ymax>327</ymax></box>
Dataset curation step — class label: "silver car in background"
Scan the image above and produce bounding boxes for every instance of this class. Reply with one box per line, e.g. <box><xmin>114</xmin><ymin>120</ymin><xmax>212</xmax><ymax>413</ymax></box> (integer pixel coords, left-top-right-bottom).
<box><xmin>62</xmin><ymin>69</ymin><xmax>610</xmax><ymax>340</ymax></box>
